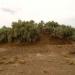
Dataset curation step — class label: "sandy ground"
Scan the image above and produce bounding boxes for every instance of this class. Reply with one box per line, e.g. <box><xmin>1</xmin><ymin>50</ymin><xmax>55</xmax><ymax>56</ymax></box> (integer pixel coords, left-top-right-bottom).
<box><xmin>0</xmin><ymin>44</ymin><xmax>75</xmax><ymax>75</ymax></box>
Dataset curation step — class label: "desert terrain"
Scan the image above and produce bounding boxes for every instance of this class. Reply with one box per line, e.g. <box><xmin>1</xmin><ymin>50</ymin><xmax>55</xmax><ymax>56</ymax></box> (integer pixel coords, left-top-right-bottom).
<box><xmin>0</xmin><ymin>37</ymin><xmax>75</xmax><ymax>75</ymax></box>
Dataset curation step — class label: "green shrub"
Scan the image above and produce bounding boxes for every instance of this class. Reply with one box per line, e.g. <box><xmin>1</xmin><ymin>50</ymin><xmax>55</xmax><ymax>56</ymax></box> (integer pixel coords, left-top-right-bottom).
<box><xmin>45</xmin><ymin>21</ymin><xmax>59</xmax><ymax>34</ymax></box>
<box><xmin>0</xmin><ymin>20</ymin><xmax>75</xmax><ymax>43</ymax></box>
<box><xmin>51</xmin><ymin>25</ymin><xmax>73</xmax><ymax>40</ymax></box>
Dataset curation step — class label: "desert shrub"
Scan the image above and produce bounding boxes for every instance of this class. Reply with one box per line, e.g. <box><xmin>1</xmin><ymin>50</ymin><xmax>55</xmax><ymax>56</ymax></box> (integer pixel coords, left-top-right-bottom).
<box><xmin>45</xmin><ymin>21</ymin><xmax>59</xmax><ymax>34</ymax></box>
<box><xmin>11</xmin><ymin>20</ymin><xmax>40</xmax><ymax>43</ymax></box>
<box><xmin>0</xmin><ymin>20</ymin><xmax>75</xmax><ymax>43</ymax></box>
<box><xmin>71</xmin><ymin>29</ymin><xmax>75</xmax><ymax>41</ymax></box>
<box><xmin>38</xmin><ymin>21</ymin><xmax>44</xmax><ymax>33</ymax></box>
<box><xmin>51</xmin><ymin>25</ymin><xmax>73</xmax><ymax>40</ymax></box>
<box><xmin>0</xmin><ymin>26</ymin><xmax>8</xmax><ymax>43</ymax></box>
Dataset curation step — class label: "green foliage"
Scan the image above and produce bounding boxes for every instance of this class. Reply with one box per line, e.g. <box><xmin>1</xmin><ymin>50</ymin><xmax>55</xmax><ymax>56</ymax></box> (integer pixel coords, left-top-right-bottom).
<box><xmin>11</xmin><ymin>20</ymin><xmax>40</xmax><ymax>43</ymax></box>
<box><xmin>52</xmin><ymin>25</ymin><xmax>73</xmax><ymax>40</ymax></box>
<box><xmin>45</xmin><ymin>21</ymin><xmax>59</xmax><ymax>34</ymax></box>
<box><xmin>38</xmin><ymin>20</ymin><xmax>44</xmax><ymax>33</ymax></box>
<box><xmin>71</xmin><ymin>28</ymin><xmax>75</xmax><ymax>41</ymax></box>
<box><xmin>0</xmin><ymin>26</ymin><xmax>8</xmax><ymax>43</ymax></box>
<box><xmin>0</xmin><ymin>20</ymin><xmax>75</xmax><ymax>43</ymax></box>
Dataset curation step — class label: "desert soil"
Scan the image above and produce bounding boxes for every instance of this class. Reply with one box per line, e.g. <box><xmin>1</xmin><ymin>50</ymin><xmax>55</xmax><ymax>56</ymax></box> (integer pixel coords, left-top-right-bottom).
<box><xmin>0</xmin><ymin>43</ymin><xmax>75</xmax><ymax>75</ymax></box>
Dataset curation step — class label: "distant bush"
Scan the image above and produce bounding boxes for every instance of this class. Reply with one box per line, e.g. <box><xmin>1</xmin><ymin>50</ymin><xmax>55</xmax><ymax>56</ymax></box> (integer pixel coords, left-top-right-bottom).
<box><xmin>45</xmin><ymin>21</ymin><xmax>59</xmax><ymax>34</ymax></box>
<box><xmin>0</xmin><ymin>20</ymin><xmax>75</xmax><ymax>43</ymax></box>
<box><xmin>51</xmin><ymin>25</ymin><xmax>73</xmax><ymax>40</ymax></box>
<box><xmin>11</xmin><ymin>20</ymin><xmax>40</xmax><ymax>43</ymax></box>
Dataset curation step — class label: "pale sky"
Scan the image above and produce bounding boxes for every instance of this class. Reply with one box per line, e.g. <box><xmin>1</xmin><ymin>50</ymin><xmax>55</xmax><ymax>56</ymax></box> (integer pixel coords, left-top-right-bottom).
<box><xmin>0</xmin><ymin>0</ymin><xmax>75</xmax><ymax>27</ymax></box>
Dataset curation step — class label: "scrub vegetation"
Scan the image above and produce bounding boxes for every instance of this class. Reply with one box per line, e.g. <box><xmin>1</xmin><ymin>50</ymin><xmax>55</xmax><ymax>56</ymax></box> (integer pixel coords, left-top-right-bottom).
<box><xmin>0</xmin><ymin>20</ymin><xmax>75</xmax><ymax>43</ymax></box>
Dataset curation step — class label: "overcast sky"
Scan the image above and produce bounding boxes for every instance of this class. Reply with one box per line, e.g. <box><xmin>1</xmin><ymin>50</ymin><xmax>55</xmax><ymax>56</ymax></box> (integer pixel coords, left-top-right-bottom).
<box><xmin>0</xmin><ymin>0</ymin><xmax>75</xmax><ymax>27</ymax></box>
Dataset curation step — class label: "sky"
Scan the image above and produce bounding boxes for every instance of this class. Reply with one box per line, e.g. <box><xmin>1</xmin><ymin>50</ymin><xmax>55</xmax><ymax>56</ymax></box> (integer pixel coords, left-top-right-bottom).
<box><xmin>0</xmin><ymin>0</ymin><xmax>75</xmax><ymax>27</ymax></box>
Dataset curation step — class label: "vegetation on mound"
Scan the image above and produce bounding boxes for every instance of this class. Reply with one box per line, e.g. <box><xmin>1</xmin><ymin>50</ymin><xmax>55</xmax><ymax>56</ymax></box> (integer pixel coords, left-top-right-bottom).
<box><xmin>0</xmin><ymin>20</ymin><xmax>75</xmax><ymax>43</ymax></box>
